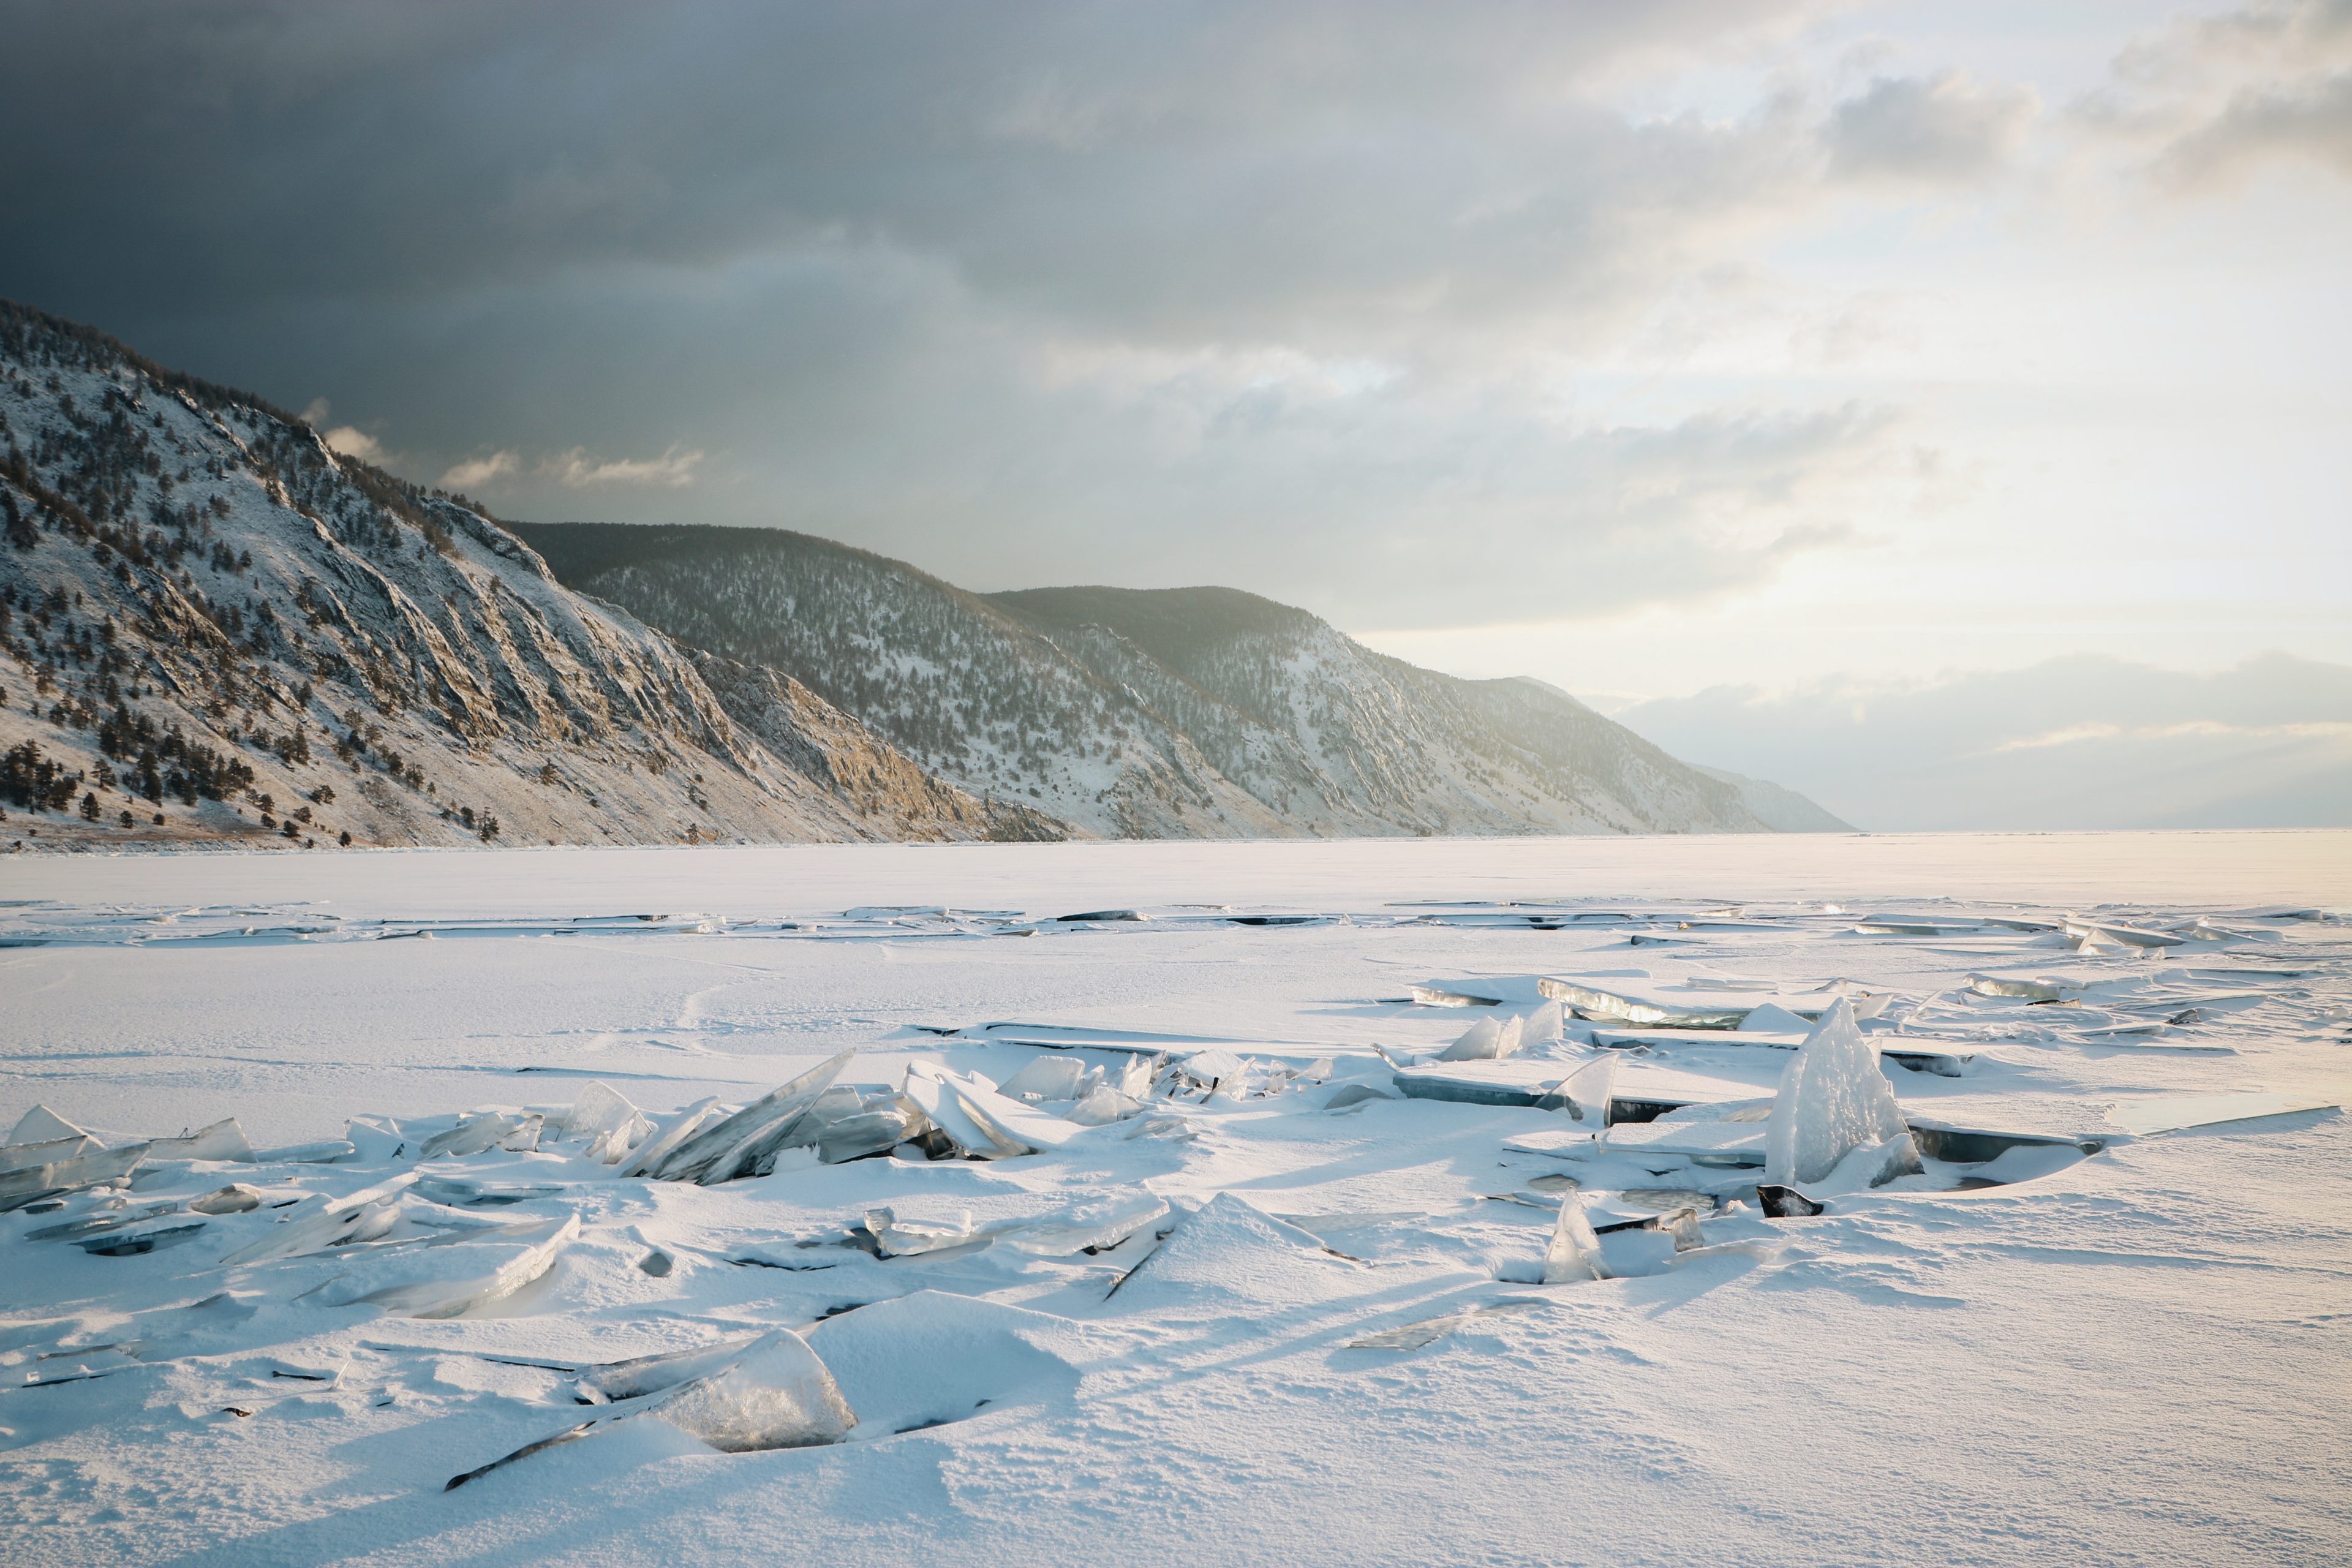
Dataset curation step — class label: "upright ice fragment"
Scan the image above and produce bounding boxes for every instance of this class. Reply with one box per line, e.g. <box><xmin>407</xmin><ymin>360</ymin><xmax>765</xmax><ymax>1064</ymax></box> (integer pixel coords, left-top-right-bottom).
<box><xmin>1763</xmin><ymin>1000</ymin><xmax>1907</xmax><ymax>1186</ymax></box>
<box><xmin>418</xmin><ymin>1112</ymin><xmax>530</xmax><ymax>1161</ymax></box>
<box><xmin>7</xmin><ymin>1104</ymin><xmax>84</xmax><ymax>1145</ymax></box>
<box><xmin>614</xmin><ymin>1098</ymin><xmax>724</xmax><ymax>1178</ymax></box>
<box><xmin>147</xmin><ymin>1117</ymin><xmax>255</xmax><ymax>1163</ymax></box>
<box><xmin>639</xmin><ymin>1051</ymin><xmax>857</xmax><ymax>1183</ymax></box>
<box><xmin>998</xmin><ymin>1057</ymin><xmax>1091</xmax><ymax>1101</ymax></box>
<box><xmin>564</xmin><ymin>1082</ymin><xmax>653</xmax><ymax>1163</ymax></box>
<box><xmin>1439</xmin><ymin>1014</ymin><xmax>1523</xmax><ymax>1061</ymax></box>
<box><xmin>1542</xmin><ymin>1191</ymin><xmax>1608</xmax><ymax>1283</ymax></box>
<box><xmin>1548</xmin><ymin>1054</ymin><xmax>1618</xmax><ymax>1124</ymax></box>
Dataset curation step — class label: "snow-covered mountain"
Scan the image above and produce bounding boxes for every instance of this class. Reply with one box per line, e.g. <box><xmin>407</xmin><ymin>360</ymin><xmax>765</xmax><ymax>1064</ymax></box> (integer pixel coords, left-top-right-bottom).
<box><xmin>0</xmin><ymin>302</ymin><xmax>1058</xmax><ymax>850</ymax></box>
<box><xmin>514</xmin><ymin>524</ymin><xmax>1844</xmax><ymax>838</ymax></box>
<box><xmin>0</xmin><ymin>300</ymin><xmax>1838</xmax><ymax>850</ymax></box>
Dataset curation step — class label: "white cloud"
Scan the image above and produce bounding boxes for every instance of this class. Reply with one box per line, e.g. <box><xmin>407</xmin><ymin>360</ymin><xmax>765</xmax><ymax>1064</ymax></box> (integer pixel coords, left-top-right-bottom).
<box><xmin>540</xmin><ymin>443</ymin><xmax>704</xmax><ymax>489</ymax></box>
<box><xmin>439</xmin><ymin>450</ymin><xmax>520</xmax><ymax>490</ymax></box>
<box><xmin>322</xmin><ymin>424</ymin><xmax>385</xmax><ymax>462</ymax></box>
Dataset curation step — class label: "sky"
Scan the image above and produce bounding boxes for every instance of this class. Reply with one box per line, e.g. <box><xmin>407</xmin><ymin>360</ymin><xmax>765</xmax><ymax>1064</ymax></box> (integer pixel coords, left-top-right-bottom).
<box><xmin>1</xmin><ymin>1</ymin><xmax>2346</xmax><ymax>826</ymax></box>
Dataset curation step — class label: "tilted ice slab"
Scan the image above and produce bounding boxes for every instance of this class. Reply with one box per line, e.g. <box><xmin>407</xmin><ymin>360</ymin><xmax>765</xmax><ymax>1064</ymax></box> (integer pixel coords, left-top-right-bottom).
<box><xmin>1763</xmin><ymin>1000</ymin><xmax>1909</xmax><ymax>1186</ymax></box>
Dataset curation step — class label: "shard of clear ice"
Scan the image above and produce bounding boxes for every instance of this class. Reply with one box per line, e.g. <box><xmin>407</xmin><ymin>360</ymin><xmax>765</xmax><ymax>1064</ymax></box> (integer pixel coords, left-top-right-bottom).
<box><xmin>645</xmin><ymin>1051</ymin><xmax>856</xmax><ymax>1183</ymax></box>
<box><xmin>417</xmin><ymin>1112</ymin><xmax>531</xmax><ymax>1161</ymax></box>
<box><xmin>1542</xmin><ymin>1190</ymin><xmax>1608</xmax><ymax>1283</ymax></box>
<box><xmin>998</xmin><ymin>1056</ymin><xmax>1092</xmax><ymax>1101</ymax></box>
<box><xmin>615</xmin><ymin>1098</ymin><xmax>724</xmax><ymax>1178</ymax></box>
<box><xmin>1550</xmin><ymin>1054</ymin><xmax>1618</xmax><ymax>1124</ymax></box>
<box><xmin>1763</xmin><ymin>998</ymin><xmax>1908</xmax><ymax>1185</ymax></box>
<box><xmin>318</xmin><ymin>1212</ymin><xmax>579</xmax><ymax>1317</ymax></box>
<box><xmin>864</xmin><ymin>1206</ymin><xmax>990</xmax><ymax>1257</ymax></box>
<box><xmin>7</xmin><ymin>1104</ymin><xmax>85</xmax><ymax>1145</ymax></box>
<box><xmin>1063</xmin><ymin>1085</ymin><xmax>1144</xmax><ymax>1126</ymax></box>
<box><xmin>563</xmin><ymin>1082</ymin><xmax>652</xmax><ymax>1163</ymax></box>
<box><xmin>1000</xmin><ymin>1189</ymin><xmax>1170</xmax><ymax>1256</ymax></box>
<box><xmin>448</xmin><ymin>1327</ymin><xmax>853</xmax><ymax>1489</ymax></box>
<box><xmin>149</xmin><ymin>1117</ymin><xmax>255</xmax><ymax>1163</ymax></box>
<box><xmin>1438</xmin><ymin>1013</ymin><xmax>1522</xmax><ymax>1061</ymax></box>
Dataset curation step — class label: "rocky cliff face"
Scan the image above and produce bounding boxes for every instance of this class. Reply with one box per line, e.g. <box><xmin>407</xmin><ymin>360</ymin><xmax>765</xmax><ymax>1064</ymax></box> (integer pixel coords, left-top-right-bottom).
<box><xmin>0</xmin><ymin>302</ymin><xmax>1057</xmax><ymax>851</ymax></box>
<box><xmin>517</xmin><ymin>525</ymin><xmax>1831</xmax><ymax>839</ymax></box>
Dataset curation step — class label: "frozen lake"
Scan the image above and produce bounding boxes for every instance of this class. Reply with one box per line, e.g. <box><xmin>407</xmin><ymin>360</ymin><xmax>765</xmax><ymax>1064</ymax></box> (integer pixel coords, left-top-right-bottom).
<box><xmin>2</xmin><ymin>830</ymin><xmax>2347</xmax><ymax>1566</ymax></box>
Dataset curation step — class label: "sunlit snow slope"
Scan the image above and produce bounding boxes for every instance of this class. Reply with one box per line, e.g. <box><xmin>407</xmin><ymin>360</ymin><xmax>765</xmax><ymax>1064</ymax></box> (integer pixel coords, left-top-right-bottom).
<box><xmin>0</xmin><ymin>302</ymin><xmax>1058</xmax><ymax>850</ymax></box>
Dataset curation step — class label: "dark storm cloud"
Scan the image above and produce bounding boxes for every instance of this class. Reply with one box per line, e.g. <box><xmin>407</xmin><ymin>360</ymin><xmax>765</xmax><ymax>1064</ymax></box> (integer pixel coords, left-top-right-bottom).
<box><xmin>0</xmin><ymin>0</ymin><xmax>1937</xmax><ymax>626</ymax></box>
<box><xmin>0</xmin><ymin>1</ymin><xmax>1819</xmax><ymax>330</ymax></box>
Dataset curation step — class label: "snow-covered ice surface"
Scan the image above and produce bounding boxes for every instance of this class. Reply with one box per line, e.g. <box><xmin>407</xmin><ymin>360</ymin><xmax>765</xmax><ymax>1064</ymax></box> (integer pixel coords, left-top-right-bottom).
<box><xmin>2</xmin><ymin>829</ymin><xmax>2349</xmax><ymax>1567</ymax></box>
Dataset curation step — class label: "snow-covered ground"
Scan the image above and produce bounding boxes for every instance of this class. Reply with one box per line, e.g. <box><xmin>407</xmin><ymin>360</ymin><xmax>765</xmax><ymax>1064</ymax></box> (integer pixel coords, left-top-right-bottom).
<box><xmin>3</xmin><ymin>831</ymin><xmax>2348</xmax><ymax>1567</ymax></box>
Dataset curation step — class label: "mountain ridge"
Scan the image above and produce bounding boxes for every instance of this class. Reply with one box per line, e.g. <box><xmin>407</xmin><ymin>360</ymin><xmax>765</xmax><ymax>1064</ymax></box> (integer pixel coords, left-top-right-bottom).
<box><xmin>511</xmin><ymin>522</ymin><xmax>1849</xmax><ymax>839</ymax></box>
<box><xmin>0</xmin><ymin>296</ymin><xmax>1843</xmax><ymax>850</ymax></box>
<box><xmin>0</xmin><ymin>300</ymin><xmax>1059</xmax><ymax>850</ymax></box>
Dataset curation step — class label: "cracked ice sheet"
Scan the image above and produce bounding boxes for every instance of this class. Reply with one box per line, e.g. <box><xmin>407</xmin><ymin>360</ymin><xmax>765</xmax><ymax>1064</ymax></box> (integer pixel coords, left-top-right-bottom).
<box><xmin>0</xmin><ymin>834</ymin><xmax>2348</xmax><ymax>1568</ymax></box>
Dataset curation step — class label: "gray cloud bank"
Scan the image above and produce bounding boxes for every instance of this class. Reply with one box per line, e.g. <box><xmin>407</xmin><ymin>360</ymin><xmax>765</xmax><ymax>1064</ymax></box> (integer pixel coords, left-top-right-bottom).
<box><xmin>0</xmin><ymin>0</ymin><xmax>2048</xmax><ymax>627</ymax></box>
<box><xmin>1611</xmin><ymin>654</ymin><xmax>2352</xmax><ymax>831</ymax></box>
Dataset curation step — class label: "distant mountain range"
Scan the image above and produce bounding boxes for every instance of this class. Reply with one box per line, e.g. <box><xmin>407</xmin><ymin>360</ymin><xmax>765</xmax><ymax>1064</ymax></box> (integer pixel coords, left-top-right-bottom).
<box><xmin>0</xmin><ymin>300</ymin><xmax>1842</xmax><ymax>849</ymax></box>
<box><xmin>511</xmin><ymin>522</ymin><xmax>1847</xmax><ymax>838</ymax></box>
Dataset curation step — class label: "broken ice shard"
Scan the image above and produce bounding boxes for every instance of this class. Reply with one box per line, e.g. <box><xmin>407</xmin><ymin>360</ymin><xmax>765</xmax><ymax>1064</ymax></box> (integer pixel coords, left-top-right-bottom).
<box><xmin>0</xmin><ymin>1132</ymin><xmax>97</xmax><ymax>1175</ymax></box>
<box><xmin>1438</xmin><ymin>1013</ymin><xmax>1523</xmax><ymax>1061</ymax></box>
<box><xmin>643</xmin><ymin>1052</ymin><xmax>856</xmax><ymax>1184</ymax></box>
<box><xmin>1063</xmin><ymin>1085</ymin><xmax>1145</xmax><ymax>1126</ymax></box>
<box><xmin>997</xmin><ymin>1056</ymin><xmax>1092</xmax><ymax>1101</ymax></box>
<box><xmin>1763</xmin><ymin>999</ymin><xmax>1908</xmax><ymax>1186</ymax></box>
<box><xmin>1001</xmin><ymin>1190</ymin><xmax>1170</xmax><ymax>1256</ymax></box>
<box><xmin>2106</xmin><ymin>1093</ymin><xmax>2339</xmax><ymax>1136</ymax></box>
<box><xmin>1545</xmin><ymin>1054</ymin><xmax>1618</xmax><ymax>1124</ymax></box>
<box><xmin>417</xmin><ymin>1112</ymin><xmax>537</xmax><ymax>1161</ymax></box>
<box><xmin>448</xmin><ymin>1327</ymin><xmax>853</xmax><ymax>1489</ymax></box>
<box><xmin>654</xmin><ymin>1325</ymin><xmax>856</xmax><ymax>1448</ymax></box>
<box><xmin>251</xmin><ymin>1139</ymin><xmax>356</xmax><ymax>1164</ymax></box>
<box><xmin>615</xmin><ymin>1098</ymin><xmax>725</xmax><ymax>1178</ymax></box>
<box><xmin>804</xmin><ymin>1090</ymin><xmax>929</xmax><ymax>1164</ymax></box>
<box><xmin>7</xmin><ymin>1104</ymin><xmax>85</xmax><ymax>1145</ymax></box>
<box><xmin>79</xmin><ymin>1221</ymin><xmax>207</xmax><ymax>1257</ymax></box>
<box><xmin>1541</xmin><ymin>1189</ymin><xmax>1608</xmax><ymax>1283</ymax></box>
<box><xmin>217</xmin><ymin>1173</ymin><xmax>416</xmax><ymax>1264</ymax></box>
<box><xmin>864</xmin><ymin>1207</ymin><xmax>991</xmax><ymax>1257</ymax></box>
<box><xmin>190</xmin><ymin>1183</ymin><xmax>265</xmax><ymax>1215</ymax></box>
<box><xmin>148</xmin><ymin>1118</ymin><xmax>255</xmax><ymax>1163</ymax></box>
<box><xmin>902</xmin><ymin>1066</ymin><xmax>1031</xmax><ymax>1158</ymax></box>
<box><xmin>563</xmin><ymin>1082</ymin><xmax>653</xmax><ymax>1164</ymax></box>
<box><xmin>317</xmin><ymin>1212</ymin><xmax>579</xmax><ymax>1317</ymax></box>
<box><xmin>0</xmin><ymin>1141</ymin><xmax>151</xmax><ymax>1212</ymax></box>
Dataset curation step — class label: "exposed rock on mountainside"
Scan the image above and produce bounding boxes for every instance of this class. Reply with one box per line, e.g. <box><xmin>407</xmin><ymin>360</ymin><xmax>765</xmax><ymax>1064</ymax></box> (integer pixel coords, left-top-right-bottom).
<box><xmin>515</xmin><ymin>524</ymin><xmax>1839</xmax><ymax>838</ymax></box>
<box><xmin>0</xmin><ymin>301</ymin><xmax>1058</xmax><ymax>850</ymax></box>
<box><xmin>689</xmin><ymin>652</ymin><xmax>1065</xmax><ymax>843</ymax></box>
